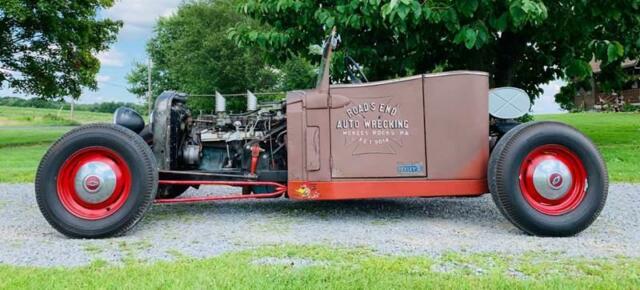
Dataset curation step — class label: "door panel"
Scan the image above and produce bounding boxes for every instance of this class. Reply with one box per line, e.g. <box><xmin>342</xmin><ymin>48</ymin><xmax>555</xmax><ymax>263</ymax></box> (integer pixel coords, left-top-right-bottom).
<box><xmin>330</xmin><ymin>77</ymin><xmax>427</xmax><ymax>178</ymax></box>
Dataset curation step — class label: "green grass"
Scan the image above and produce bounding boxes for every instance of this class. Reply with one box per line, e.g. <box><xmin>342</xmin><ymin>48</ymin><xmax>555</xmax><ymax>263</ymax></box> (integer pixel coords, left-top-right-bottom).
<box><xmin>0</xmin><ymin>105</ymin><xmax>112</xmax><ymax>126</ymax></box>
<box><xmin>535</xmin><ymin>112</ymin><xmax>640</xmax><ymax>183</ymax></box>
<box><xmin>0</xmin><ymin>245</ymin><xmax>638</xmax><ymax>289</ymax></box>
<box><xmin>0</xmin><ymin>144</ymin><xmax>49</xmax><ymax>183</ymax></box>
<box><xmin>0</xmin><ymin>127</ymin><xmax>69</xmax><ymax>148</ymax></box>
<box><xmin>0</xmin><ymin>127</ymin><xmax>69</xmax><ymax>183</ymax></box>
<box><xmin>0</xmin><ymin>106</ymin><xmax>113</xmax><ymax>183</ymax></box>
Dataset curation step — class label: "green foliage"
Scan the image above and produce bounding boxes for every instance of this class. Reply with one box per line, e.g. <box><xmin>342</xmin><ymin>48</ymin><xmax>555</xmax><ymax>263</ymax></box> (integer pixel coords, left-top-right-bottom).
<box><xmin>279</xmin><ymin>56</ymin><xmax>317</xmax><ymax>91</ymax></box>
<box><xmin>233</xmin><ymin>0</ymin><xmax>640</xmax><ymax>102</ymax></box>
<box><xmin>127</xmin><ymin>0</ymin><xmax>280</xmax><ymax>113</ymax></box>
<box><xmin>0</xmin><ymin>97</ymin><xmax>146</xmax><ymax>114</ymax></box>
<box><xmin>554</xmin><ymin>82</ymin><xmax>581</xmax><ymax>111</ymax></box>
<box><xmin>0</xmin><ymin>0</ymin><xmax>121</xmax><ymax>99</ymax></box>
<box><xmin>515</xmin><ymin>113</ymin><xmax>533</xmax><ymax>123</ymax></box>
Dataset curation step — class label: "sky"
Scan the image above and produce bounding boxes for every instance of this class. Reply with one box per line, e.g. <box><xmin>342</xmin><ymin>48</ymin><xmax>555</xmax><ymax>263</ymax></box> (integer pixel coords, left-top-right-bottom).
<box><xmin>1</xmin><ymin>0</ymin><xmax>182</xmax><ymax>105</ymax></box>
<box><xmin>0</xmin><ymin>0</ymin><xmax>564</xmax><ymax>114</ymax></box>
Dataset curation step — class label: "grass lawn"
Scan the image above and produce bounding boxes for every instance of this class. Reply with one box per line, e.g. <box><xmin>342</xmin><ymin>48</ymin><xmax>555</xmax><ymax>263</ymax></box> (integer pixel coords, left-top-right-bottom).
<box><xmin>0</xmin><ymin>106</ymin><xmax>113</xmax><ymax>182</ymax></box>
<box><xmin>535</xmin><ymin>112</ymin><xmax>640</xmax><ymax>183</ymax></box>
<box><xmin>0</xmin><ymin>246</ymin><xmax>638</xmax><ymax>289</ymax></box>
<box><xmin>0</xmin><ymin>127</ymin><xmax>71</xmax><ymax>148</ymax></box>
<box><xmin>0</xmin><ymin>144</ymin><xmax>49</xmax><ymax>183</ymax></box>
<box><xmin>0</xmin><ymin>105</ymin><xmax>112</xmax><ymax>126</ymax></box>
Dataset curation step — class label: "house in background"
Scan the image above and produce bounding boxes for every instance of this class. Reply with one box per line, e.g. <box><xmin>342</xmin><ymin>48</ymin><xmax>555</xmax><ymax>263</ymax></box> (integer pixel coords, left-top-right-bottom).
<box><xmin>574</xmin><ymin>60</ymin><xmax>640</xmax><ymax>111</ymax></box>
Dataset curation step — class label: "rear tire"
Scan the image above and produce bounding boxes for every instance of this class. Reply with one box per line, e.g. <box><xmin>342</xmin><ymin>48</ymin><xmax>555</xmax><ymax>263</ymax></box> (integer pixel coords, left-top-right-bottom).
<box><xmin>35</xmin><ymin>124</ymin><xmax>158</xmax><ymax>238</ymax></box>
<box><xmin>488</xmin><ymin>121</ymin><xmax>608</xmax><ymax>237</ymax></box>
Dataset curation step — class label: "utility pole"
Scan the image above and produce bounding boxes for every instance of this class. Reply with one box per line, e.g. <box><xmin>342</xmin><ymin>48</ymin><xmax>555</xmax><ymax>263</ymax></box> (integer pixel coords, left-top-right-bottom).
<box><xmin>147</xmin><ymin>58</ymin><xmax>153</xmax><ymax>114</ymax></box>
<box><xmin>70</xmin><ymin>98</ymin><xmax>75</xmax><ymax>120</ymax></box>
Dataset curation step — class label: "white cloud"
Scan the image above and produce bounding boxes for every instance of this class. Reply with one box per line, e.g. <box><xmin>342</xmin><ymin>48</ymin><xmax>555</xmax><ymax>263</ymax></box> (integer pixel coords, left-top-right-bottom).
<box><xmin>0</xmin><ymin>68</ymin><xmax>15</xmax><ymax>75</ymax></box>
<box><xmin>96</xmin><ymin>74</ymin><xmax>112</xmax><ymax>83</ymax></box>
<box><xmin>104</xmin><ymin>0</ymin><xmax>181</xmax><ymax>38</ymax></box>
<box><xmin>96</xmin><ymin>49</ymin><xmax>125</xmax><ymax>67</ymax></box>
<box><xmin>531</xmin><ymin>80</ymin><xmax>567</xmax><ymax>114</ymax></box>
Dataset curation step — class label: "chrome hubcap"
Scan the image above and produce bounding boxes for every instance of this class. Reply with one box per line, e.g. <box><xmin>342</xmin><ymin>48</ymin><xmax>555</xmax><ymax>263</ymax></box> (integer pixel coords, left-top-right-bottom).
<box><xmin>532</xmin><ymin>159</ymin><xmax>573</xmax><ymax>200</ymax></box>
<box><xmin>73</xmin><ymin>161</ymin><xmax>117</xmax><ymax>204</ymax></box>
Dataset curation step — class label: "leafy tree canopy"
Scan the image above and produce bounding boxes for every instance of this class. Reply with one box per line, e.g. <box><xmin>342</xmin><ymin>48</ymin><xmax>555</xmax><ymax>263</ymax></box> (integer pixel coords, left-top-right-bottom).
<box><xmin>0</xmin><ymin>0</ymin><xmax>121</xmax><ymax>99</ymax></box>
<box><xmin>232</xmin><ymin>0</ymin><xmax>640</xmax><ymax>106</ymax></box>
<box><xmin>128</xmin><ymin>0</ymin><xmax>314</xmax><ymax>113</ymax></box>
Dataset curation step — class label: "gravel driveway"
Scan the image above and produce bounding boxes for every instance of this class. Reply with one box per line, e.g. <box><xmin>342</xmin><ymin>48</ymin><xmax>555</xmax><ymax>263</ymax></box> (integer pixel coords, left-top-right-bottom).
<box><xmin>0</xmin><ymin>183</ymin><xmax>638</xmax><ymax>267</ymax></box>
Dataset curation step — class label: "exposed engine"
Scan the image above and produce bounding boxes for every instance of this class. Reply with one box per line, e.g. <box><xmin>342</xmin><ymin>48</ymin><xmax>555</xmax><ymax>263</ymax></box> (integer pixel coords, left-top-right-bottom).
<box><xmin>124</xmin><ymin>91</ymin><xmax>289</xmax><ymax>185</ymax></box>
<box><xmin>185</xmin><ymin>93</ymin><xmax>287</xmax><ymax>176</ymax></box>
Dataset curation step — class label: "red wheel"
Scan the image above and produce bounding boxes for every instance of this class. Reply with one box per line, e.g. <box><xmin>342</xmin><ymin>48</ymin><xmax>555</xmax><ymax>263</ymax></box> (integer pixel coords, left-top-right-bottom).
<box><xmin>519</xmin><ymin>145</ymin><xmax>587</xmax><ymax>216</ymax></box>
<box><xmin>57</xmin><ymin>147</ymin><xmax>132</xmax><ymax>220</ymax></box>
<box><xmin>489</xmin><ymin>121</ymin><xmax>607</xmax><ymax>237</ymax></box>
<box><xmin>36</xmin><ymin>124</ymin><xmax>157</xmax><ymax>238</ymax></box>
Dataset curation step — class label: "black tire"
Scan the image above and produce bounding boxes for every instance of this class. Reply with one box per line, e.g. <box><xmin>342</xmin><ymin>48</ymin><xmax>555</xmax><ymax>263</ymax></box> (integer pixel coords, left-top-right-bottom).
<box><xmin>488</xmin><ymin>121</ymin><xmax>608</xmax><ymax>237</ymax></box>
<box><xmin>156</xmin><ymin>185</ymin><xmax>190</xmax><ymax>199</ymax></box>
<box><xmin>35</xmin><ymin>124</ymin><xmax>158</xmax><ymax>238</ymax></box>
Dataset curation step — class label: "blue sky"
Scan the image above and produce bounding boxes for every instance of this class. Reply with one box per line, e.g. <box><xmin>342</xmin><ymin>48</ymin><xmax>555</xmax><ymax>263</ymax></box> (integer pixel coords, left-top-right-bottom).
<box><xmin>1</xmin><ymin>0</ymin><xmax>564</xmax><ymax>113</ymax></box>
<box><xmin>1</xmin><ymin>0</ymin><xmax>182</xmax><ymax>105</ymax></box>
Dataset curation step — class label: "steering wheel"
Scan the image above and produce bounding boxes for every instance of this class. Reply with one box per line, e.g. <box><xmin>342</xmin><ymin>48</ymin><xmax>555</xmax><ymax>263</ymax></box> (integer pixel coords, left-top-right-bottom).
<box><xmin>345</xmin><ymin>56</ymin><xmax>368</xmax><ymax>84</ymax></box>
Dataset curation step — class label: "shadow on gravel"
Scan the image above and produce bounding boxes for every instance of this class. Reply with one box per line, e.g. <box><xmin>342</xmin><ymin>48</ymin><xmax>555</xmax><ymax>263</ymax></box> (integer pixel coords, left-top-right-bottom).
<box><xmin>148</xmin><ymin>195</ymin><xmax>502</xmax><ymax>224</ymax></box>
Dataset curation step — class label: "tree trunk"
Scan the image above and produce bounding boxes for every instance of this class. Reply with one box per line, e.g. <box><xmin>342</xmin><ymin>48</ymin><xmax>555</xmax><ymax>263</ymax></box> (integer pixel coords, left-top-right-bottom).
<box><xmin>493</xmin><ymin>32</ymin><xmax>524</xmax><ymax>88</ymax></box>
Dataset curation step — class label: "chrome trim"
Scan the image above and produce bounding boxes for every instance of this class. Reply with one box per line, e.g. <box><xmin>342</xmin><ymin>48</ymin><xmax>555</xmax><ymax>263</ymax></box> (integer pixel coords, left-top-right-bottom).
<box><xmin>532</xmin><ymin>159</ymin><xmax>573</xmax><ymax>200</ymax></box>
<box><xmin>73</xmin><ymin>161</ymin><xmax>117</xmax><ymax>204</ymax></box>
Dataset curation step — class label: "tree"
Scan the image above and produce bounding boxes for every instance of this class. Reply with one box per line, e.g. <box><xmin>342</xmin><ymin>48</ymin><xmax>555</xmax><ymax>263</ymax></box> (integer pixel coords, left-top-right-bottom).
<box><xmin>127</xmin><ymin>0</ymin><xmax>283</xmax><ymax>113</ymax></box>
<box><xmin>232</xmin><ymin>0</ymin><xmax>640</xmax><ymax>104</ymax></box>
<box><xmin>0</xmin><ymin>0</ymin><xmax>121</xmax><ymax>99</ymax></box>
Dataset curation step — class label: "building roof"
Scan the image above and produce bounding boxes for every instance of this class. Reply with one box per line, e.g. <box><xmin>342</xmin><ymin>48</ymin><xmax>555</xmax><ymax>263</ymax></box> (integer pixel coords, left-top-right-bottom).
<box><xmin>590</xmin><ymin>59</ymin><xmax>638</xmax><ymax>74</ymax></box>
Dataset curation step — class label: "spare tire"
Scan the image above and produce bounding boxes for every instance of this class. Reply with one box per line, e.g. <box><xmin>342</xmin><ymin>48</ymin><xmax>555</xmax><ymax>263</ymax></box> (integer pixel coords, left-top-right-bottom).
<box><xmin>488</xmin><ymin>121</ymin><xmax>608</xmax><ymax>237</ymax></box>
<box><xmin>35</xmin><ymin>124</ymin><xmax>158</xmax><ymax>238</ymax></box>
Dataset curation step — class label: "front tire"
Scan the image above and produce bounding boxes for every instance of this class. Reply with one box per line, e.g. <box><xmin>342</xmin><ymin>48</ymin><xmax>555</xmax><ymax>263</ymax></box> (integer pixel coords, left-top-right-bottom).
<box><xmin>35</xmin><ymin>124</ymin><xmax>158</xmax><ymax>238</ymax></box>
<box><xmin>488</xmin><ymin>121</ymin><xmax>608</xmax><ymax>236</ymax></box>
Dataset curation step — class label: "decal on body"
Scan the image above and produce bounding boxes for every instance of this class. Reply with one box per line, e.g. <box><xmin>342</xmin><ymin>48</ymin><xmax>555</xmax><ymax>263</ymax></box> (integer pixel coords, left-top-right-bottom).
<box><xmin>335</xmin><ymin>96</ymin><xmax>411</xmax><ymax>155</ymax></box>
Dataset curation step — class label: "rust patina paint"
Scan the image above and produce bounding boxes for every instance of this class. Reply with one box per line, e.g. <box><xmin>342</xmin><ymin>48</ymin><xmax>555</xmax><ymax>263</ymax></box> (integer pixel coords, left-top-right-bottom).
<box><xmin>331</xmin><ymin>76</ymin><xmax>426</xmax><ymax>178</ymax></box>
<box><xmin>286</xmin><ymin>71</ymin><xmax>490</xmax><ymax>200</ymax></box>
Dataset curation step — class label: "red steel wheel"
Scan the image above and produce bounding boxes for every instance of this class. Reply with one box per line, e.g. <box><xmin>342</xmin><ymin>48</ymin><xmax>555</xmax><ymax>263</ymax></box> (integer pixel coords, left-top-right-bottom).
<box><xmin>518</xmin><ymin>144</ymin><xmax>587</xmax><ymax>216</ymax></box>
<box><xmin>489</xmin><ymin>121</ymin><xmax>608</xmax><ymax>237</ymax></box>
<box><xmin>57</xmin><ymin>147</ymin><xmax>132</xmax><ymax>220</ymax></box>
<box><xmin>36</xmin><ymin>124</ymin><xmax>157</xmax><ymax>239</ymax></box>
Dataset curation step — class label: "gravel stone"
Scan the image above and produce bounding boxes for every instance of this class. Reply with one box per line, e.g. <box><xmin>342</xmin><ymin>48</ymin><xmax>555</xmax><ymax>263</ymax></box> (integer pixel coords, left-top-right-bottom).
<box><xmin>0</xmin><ymin>183</ymin><xmax>638</xmax><ymax>267</ymax></box>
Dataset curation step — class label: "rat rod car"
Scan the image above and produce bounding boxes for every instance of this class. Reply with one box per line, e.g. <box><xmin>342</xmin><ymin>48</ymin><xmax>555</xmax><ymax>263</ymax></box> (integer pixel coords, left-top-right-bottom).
<box><xmin>36</xmin><ymin>30</ymin><xmax>607</xmax><ymax>239</ymax></box>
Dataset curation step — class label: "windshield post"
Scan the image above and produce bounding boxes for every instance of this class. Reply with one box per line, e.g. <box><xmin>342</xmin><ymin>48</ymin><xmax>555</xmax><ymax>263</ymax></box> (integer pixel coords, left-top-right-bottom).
<box><xmin>316</xmin><ymin>27</ymin><xmax>337</xmax><ymax>93</ymax></box>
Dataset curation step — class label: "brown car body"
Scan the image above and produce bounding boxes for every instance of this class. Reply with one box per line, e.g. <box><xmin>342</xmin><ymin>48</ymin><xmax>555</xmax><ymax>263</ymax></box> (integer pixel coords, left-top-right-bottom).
<box><xmin>286</xmin><ymin>72</ymin><xmax>490</xmax><ymax>200</ymax></box>
<box><xmin>285</xmin><ymin>32</ymin><xmax>490</xmax><ymax>200</ymax></box>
